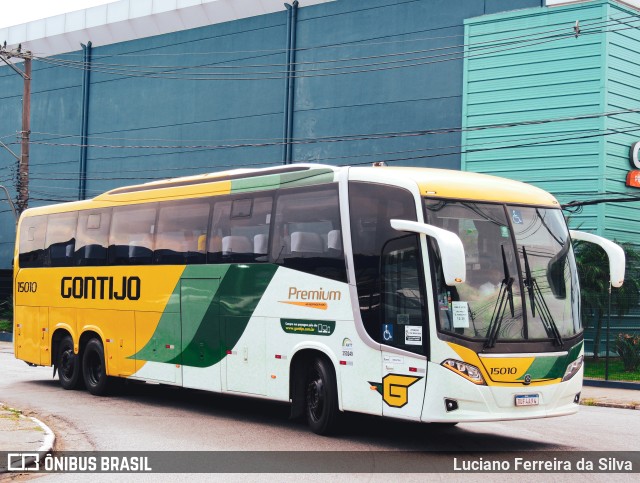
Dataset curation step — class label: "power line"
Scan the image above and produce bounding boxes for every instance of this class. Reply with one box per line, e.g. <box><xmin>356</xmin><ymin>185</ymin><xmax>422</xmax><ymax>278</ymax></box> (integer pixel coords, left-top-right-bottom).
<box><xmin>28</xmin><ymin>16</ymin><xmax>634</xmax><ymax>82</ymax></box>
<box><xmin>20</xmin><ymin>106</ymin><xmax>640</xmax><ymax>155</ymax></box>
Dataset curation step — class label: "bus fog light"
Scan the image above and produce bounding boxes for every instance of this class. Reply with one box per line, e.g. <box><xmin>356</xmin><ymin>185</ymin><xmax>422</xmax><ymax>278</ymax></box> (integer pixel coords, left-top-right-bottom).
<box><xmin>562</xmin><ymin>355</ymin><xmax>583</xmax><ymax>382</ymax></box>
<box><xmin>444</xmin><ymin>398</ymin><xmax>459</xmax><ymax>412</ymax></box>
<box><xmin>574</xmin><ymin>392</ymin><xmax>581</xmax><ymax>404</ymax></box>
<box><xmin>442</xmin><ymin>359</ymin><xmax>485</xmax><ymax>385</ymax></box>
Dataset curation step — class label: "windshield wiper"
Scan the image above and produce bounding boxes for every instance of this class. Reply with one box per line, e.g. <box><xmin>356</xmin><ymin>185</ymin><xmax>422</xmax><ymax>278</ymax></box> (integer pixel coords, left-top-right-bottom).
<box><xmin>523</xmin><ymin>246</ymin><xmax>536</xmax><ymax>317</ymax></box>
<box><xmin>485</xmin><ymin>245</ymin><xmax>515</xmax><ymax>348</ymax></box>
<box><xmin>521</xmin><ymin>246</ymin><xmax>564</xmax><ymax>347</ymax></box>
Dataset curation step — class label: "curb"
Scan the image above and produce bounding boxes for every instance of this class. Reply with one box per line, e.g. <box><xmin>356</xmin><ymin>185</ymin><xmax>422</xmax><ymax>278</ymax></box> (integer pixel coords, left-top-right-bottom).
<box><xmin>1</xmin><ymin>403</ymin><xmax>56</xmax><ymax>472</ymax></box>
<box><xmin>583</xmin><ymin>379</ymin><xmax>640</xmax><ymax>391</ymax></box>
<box><xmin>580</xmin><ymin>400</ymin><xmax>640</xmax><ymax>410</ymax></box>
<box><xmin>32</xmin><ymin>415</ymin><xmax>56</xmax><ymax>454</ymax></box>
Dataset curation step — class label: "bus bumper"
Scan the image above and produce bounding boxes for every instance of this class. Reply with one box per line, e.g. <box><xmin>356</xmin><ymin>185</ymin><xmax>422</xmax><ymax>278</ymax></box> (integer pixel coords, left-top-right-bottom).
<box><xmin>421</xmin><ymin>362</ymin><xmax>583</xmax><ymax>423</ymax></box>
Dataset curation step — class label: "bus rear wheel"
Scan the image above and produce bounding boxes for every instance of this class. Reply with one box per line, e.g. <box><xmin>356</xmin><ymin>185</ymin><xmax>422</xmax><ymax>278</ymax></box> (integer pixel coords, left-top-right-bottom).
<box><xmin>305</xmin><ymin>357</ymin><xmax>338</xmax><ymax>435</ymax></box>
<box><xmin>82</xmin><ymin>338</ymin><xmax>109</xmax><ymax>396</ymax></box>
<box><xmin>58</xmin><ymin>335</ymin><xmax>81</xmax><ymax>390</ymax></box>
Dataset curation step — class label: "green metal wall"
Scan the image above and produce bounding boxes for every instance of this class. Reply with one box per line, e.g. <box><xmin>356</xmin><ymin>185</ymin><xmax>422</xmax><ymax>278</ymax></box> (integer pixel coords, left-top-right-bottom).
<box><xmin>463</xmin><ymin>0</ymin><xmax>640</xmax><ymax>244</ymax></box>
<box><xmin>0</xmin><ymin>0</ymin><xmax>543</xmax><ymax>271</ymax></box>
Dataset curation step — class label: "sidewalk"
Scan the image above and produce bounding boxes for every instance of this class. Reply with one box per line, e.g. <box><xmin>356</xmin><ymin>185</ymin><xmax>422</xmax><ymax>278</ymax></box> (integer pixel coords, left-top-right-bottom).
<box><xmin>581</xmin><ymin>383</ymin><xmax>640</xmax><ymax>410</ymax></box>
<box><xmin>0</xmin><ymin>402</ymin><xmax>55</xmax><ymax>471</ymax></box>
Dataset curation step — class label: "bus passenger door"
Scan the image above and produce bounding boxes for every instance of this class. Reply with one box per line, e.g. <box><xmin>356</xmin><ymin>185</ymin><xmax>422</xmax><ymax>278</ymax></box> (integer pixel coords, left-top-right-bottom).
<box><xmin>380</xmin><ymin>350</ymin><xmax>427</xmax><ymax>421</ymax></box>
<box><xmin>379</xmin><ymin>235</ymin><xmax>428</xmax><ymax>420</ymax></box>
<box><xmin>180</xmin><ymin>278</ymin><xmax>222</xmax><ymax>392</ymax></box>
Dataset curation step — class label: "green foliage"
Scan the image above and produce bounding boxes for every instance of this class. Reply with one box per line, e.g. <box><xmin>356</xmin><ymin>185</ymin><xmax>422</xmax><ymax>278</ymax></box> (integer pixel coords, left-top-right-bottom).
<box><xmin>0</xmin><ymin>296</ymin><xmax>12</xmax><ymax>333</ymax></box>
<box><xmin>574</xmin><ymin>241</ymin><xmax>640</xmax><ymax>359</ymax></box>
<box><xmin>615</xmin><ymin>333</ymin><xmax>640</xmax><ymax>372</ymax></box>
<box><xmin>583</xmin><ymin>357</ymin><xmax>640</xmax><ymax>381</ymax></box>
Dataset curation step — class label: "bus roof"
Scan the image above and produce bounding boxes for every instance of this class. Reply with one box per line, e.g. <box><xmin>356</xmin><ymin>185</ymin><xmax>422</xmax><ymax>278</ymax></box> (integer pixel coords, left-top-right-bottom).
<box><xmin>355</xmin><ymin>166</ymin><xmax>560</xmax><ymax>207</ymax></box>
<box><xmin>20</xmin><ymin>164</ymin><xmax>559</xmax><ymax>217</ymax></box>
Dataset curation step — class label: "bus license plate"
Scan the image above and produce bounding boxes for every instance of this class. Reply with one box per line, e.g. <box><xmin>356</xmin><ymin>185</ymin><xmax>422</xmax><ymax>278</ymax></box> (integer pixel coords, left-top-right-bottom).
<box><xmin>515</xmin><ymin>394</ymin><xmax>539</xmax><ymax>407</ymax></box>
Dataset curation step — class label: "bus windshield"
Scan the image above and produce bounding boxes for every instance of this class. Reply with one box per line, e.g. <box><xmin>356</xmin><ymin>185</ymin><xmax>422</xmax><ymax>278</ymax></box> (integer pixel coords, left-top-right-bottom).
<box><xmin>424</xmin><ymin>199</ymin><xmax>580</xmax><ymax>344</ymax></box>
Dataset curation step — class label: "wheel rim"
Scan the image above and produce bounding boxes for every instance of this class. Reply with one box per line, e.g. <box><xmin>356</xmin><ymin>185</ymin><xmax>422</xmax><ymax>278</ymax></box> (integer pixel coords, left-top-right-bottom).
<box><xmin>306</xmin><ymin>366</ymin><xmax>325</xmax><ymax>423</ymax></box>
<box><xmin>60</xmin><ymin>348</ymin><xmax>75</xmax><ymax>380</ymax></box>
<box><xmin>87</xmin><ymin>351</ymin><xmax>102</xmax><ymax>385</ymax></box>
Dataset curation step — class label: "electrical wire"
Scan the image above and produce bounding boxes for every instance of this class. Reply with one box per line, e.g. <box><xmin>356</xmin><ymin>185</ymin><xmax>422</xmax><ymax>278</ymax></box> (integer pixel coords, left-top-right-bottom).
<box><xmin>19</xmin><ymin>106</ymin><xmax>640</xmax><ymax>157</ymax></box>
<box><xmin>26</xmin><ymin>16</ymin><xmax>638</xmax><ymax>82</ymax></box>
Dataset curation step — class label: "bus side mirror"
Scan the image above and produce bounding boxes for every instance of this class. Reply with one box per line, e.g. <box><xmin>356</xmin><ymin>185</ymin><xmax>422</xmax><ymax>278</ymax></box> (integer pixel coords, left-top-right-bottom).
<box><xmin>570</xmin><ymin>230</ymin><xmax>626</xmax><ymax>287</ymax></box>
<box><xmin>390</xmin><ymin>219</ymin><xmax>466</xmax><ymax>285</ymax></box>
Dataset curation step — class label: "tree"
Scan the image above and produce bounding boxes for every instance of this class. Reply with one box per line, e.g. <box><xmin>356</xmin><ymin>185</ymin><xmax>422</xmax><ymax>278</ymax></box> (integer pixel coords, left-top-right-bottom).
<box><xmin>574</xmin><ymin>241</ymin><xmax>640</xmax><ymax>359</ymax></box>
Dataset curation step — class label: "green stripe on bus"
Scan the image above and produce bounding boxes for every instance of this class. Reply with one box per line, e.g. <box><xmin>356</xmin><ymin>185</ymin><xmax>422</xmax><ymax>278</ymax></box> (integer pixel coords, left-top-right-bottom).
<box><xmin>517</xmin><ymin>341</ymin><xmax>584</xmax><ymax>381</ymax></box>
<box><xmin>131</xmin><ymin>264</ymin><xmax>276</xmax><ymax>367</ymax></box>
<box><xmin>230</xmin><ymin>169</ymin><xmax>335</xmax><ymax>194</ymax></box>
<box><xmin>179</xmin><ymin>264</ymin><xmax>277</xmax><ymax>368</ymax></box>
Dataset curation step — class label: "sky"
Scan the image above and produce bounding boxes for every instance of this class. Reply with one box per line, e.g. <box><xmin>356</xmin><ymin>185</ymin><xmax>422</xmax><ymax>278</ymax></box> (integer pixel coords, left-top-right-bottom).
<box><xmin>0</xmin><ymin>0</ymin><xmax>117</xmax><ymax>29</ymax></box>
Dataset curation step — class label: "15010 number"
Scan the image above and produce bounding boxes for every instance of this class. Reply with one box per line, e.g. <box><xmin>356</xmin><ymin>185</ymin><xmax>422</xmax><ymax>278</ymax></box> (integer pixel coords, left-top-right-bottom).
<box><xmin>17</xmin><ymin>281</ymin><xmax>38</xmax><ymax>293</ymax></box>
<box><xmin>490</xmin><ymin>367</ymin><xmax>517</xmax><ymax>375</ymax></box>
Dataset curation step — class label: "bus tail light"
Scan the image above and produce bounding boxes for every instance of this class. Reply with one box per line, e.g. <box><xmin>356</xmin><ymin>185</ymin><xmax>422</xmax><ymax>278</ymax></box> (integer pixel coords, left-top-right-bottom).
<box><xmin>442</xmin><ymin>359</ymin><xmax>485</xmax><ymax>385</ymax></box>
<box><xmin>562</xmin><ymin>355</ymin><xmax>583</xmax><ymax>382</ymax></box>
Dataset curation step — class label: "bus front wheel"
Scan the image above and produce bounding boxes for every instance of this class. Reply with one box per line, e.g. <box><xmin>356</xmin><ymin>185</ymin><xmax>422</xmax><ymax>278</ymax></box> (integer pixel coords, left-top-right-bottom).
<box><xmin>305</xmin><ymin>357</ymin><xmax>339</xmax><ymax>435</ymax></box>
<box><xmin>58</xmin><ymin>335</ymin><xmax>81</xmax><ymax>390</ymax></box>
<box><xmin>82</xmin><ymin>338</ymin><xmax>109</xmax><ymax>396</ymax></box>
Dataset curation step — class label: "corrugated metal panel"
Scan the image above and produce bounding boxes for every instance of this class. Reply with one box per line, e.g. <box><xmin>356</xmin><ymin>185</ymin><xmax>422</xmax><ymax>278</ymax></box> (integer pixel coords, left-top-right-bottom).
<box><xmin>604</xmin><ymin>1</ymin><xmax>640</xmax><ymax>245</ymax></box>
<box><xmin>463</xmin><ymin>1</ymin><xmax>608</xmax><ymax>237</ymax></box>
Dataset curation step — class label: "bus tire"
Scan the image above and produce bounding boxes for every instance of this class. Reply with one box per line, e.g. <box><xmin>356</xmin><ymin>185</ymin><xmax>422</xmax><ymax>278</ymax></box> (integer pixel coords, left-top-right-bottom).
<box><xmin>58</xmin><ymin>335</ymin><xmax>81</xmax><ymax>390</ymax></box>
<box><xmin>82</xmin><ymin>338</ymin><xmax>109</xmax><ymax>396</ymax></box>
<box><xmin>305</xmin><ymin>357</ymin><xmax>339</xmax><ymax>435</ymax></box>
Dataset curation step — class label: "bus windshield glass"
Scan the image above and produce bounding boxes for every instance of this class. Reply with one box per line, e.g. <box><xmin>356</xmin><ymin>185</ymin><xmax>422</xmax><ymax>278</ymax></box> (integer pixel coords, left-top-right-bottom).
<box><xmin>424</xmin><ymin>199</ymin><xmax>580</xmax><ymax>344</ymax></box>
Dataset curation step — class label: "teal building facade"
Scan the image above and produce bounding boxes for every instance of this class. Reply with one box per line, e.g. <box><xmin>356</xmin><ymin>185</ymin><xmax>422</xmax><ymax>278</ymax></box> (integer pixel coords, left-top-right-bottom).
<box><xmin>463</xmin><ymin>0</ymin><xmax>640</xmax><ymax>244</ymax></box>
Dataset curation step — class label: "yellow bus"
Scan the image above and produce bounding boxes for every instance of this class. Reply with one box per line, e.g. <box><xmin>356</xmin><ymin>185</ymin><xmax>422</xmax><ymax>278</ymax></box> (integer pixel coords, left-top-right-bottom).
<box><xmin>13</xmin><ymin>164</ymin><xmax>625</xmax><ymax>434</ymax></box>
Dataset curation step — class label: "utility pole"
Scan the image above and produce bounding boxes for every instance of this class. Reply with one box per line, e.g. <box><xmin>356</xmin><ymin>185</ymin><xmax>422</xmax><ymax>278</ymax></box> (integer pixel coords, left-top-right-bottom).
<box><xmin>0</xmin><ymin>45</ymin><xmax>32</xmax><ymax>214</ymax></box>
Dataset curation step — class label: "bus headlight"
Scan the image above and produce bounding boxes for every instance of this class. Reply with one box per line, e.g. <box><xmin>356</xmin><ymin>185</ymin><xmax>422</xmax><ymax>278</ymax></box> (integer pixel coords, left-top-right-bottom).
<box><xmin>442</xmin><ymin>359</ymin><xmax>486</xmax><ymax>385</ymax></box>
<box><xmin>562</xmin><ymin>355</ymin><xmax>584</xmax><ymax>382</ymax></box>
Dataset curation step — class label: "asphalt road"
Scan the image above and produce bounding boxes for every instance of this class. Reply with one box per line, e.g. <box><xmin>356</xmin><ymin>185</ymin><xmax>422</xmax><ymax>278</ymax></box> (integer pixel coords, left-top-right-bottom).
<box><xmin>1</xmin><ymin>341</ymin><xmax>639</xmax><ymax>481</ymax></box>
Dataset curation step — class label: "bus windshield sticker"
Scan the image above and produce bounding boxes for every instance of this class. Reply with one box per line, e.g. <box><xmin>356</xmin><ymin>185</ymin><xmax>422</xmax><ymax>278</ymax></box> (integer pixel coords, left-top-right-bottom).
<box><xmin>452</xmin><ymin>301</ymin><xmax>470</xmax><ymax>328</ymax></box>
<box><xmin>397</xmin><ymin>314</ymin><xmax>409</xmax><ymax>325</ymax></box>
<box><xmin>404</xmin><ymin>326</ymin><xmax>422</xmax><ymax>345</ymax></box>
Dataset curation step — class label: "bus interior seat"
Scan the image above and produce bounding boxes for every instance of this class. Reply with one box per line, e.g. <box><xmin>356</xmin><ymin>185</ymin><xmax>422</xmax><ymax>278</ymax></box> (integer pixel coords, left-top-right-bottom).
<box><xmin>327</xmin><ymin>230</ymin><xmax>342</xmax><ymax>252</ymax></box>
<box><xmin>222</xmin><ymin>235</ymin><xmax>252</xmax><ymax>254</ymax></box>
<box><xmin>291</xmin><ymin>232</ymin><xmax>323</xmax><ymax>254</ymax></box>
<box><xmin>128</xmin><ymin>235</ymin><xmax>154</xmax><ymax>262</ymax></box>
<box><xmin>253</xmin><ymin>233</ymin><xmax>268</xmax><ymax>255</ymax></box>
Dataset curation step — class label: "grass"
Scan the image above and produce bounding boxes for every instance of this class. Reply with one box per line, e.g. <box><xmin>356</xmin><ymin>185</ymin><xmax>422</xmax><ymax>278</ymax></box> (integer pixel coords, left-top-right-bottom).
<box><xmin>0</xmin><ymin>319</ymin><xmax>11</xmax><ymax>333</ymax></box>
<box><xmin>584</xmin><ymin>357</ymin><xmax>640</xmax><ymax>382</ymax></box>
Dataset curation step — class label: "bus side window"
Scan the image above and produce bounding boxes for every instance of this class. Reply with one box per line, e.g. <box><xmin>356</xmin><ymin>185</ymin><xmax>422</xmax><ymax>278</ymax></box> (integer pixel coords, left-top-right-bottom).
<box><xmin>108</xmin><ymin>205</ymin><xmax>157</xmax><ymax>265</ymax></box>
<box><xmin>18</xmin><ymin>215</ymin><xmax>48</xmax><ymax>268</ymax></box>
<box><xmin>271</xmin><ymin>185</ymin><xmax>346</xmax><ymax>283</ymax></box>
<box><xmin>155</xmin><ymin>200</ymin><xmax>210</xmax><ymax>265</ymax></box>
<box><xmin>208</xmin><ymin>195</ymin><xmax>273</xmax><ymax>264</ymax></box>
<box><xmin>74</xmin><ymin>209</ymin><xmax>111</xmax><ymax>266</ymax></box>
<box><xmin>349</xmin><ymin>181</ymin><xmax>425</xmax><ymax>354</ymax></box>
<box><xmin>45</xmin><ymin>212</ymin><xmax>78</xmax><ymax>267</ymax></box>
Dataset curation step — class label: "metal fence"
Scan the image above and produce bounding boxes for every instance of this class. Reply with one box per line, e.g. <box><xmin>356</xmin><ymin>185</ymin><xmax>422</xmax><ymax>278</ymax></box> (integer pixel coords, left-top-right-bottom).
<box><xmin>583</xmin><ymin>295</ymin><xmax>640</xmax><ymax>383</ymax></box>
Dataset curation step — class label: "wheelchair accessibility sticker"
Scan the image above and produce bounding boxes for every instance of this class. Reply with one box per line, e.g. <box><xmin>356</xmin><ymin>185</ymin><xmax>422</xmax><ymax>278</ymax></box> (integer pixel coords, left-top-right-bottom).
<box><xmin>511</xmin><ymin>209</ymin><xmax>523</xmax><ymax>224</ymax></box>
<box><xmin>382</xmin><ymin>324</ymin><xmax>394</xmax><ymax>342</ymax></box>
